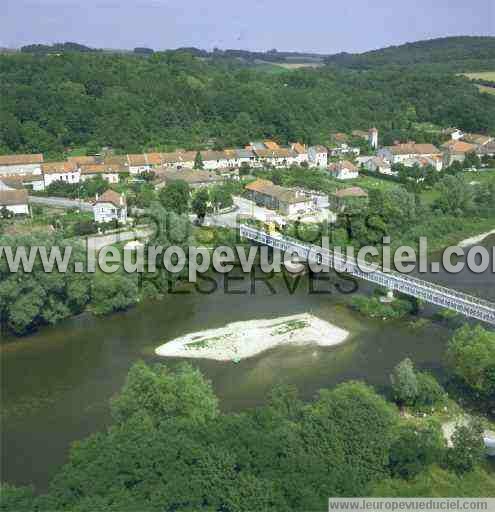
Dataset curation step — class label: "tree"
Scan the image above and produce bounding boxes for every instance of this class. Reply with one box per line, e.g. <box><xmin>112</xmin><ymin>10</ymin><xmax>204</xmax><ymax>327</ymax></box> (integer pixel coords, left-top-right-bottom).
<box><xmin>194</xmin><ymin>151</ymin><xmax>204</xmax><ymax>170</ymax></box>
<box><xmin>191</xmin><ymin>188</ymin><xmax>209</xmax><ymax>224</ymax></box>
<box><xmin>433</xmin><ymin>175</ymin><xmax>474</xmax><ymax>214</ymax></box>
<box><xmin>90</xmin><ymin>273</ymin><xmax>138</xmax><ymax>316</ymax></box>
<box><xmin>159</xmin><ymin>180</ymin><xmax>190</xmax><ymax>214</ymax></box>
<box><xmin>446</xmin><ymin>418</ymin><xmax>486</xmax><ymax>475</ymax></box>
<box><xmin>415</xmin><ymin>372</ymin><xmax>446</xmax><ymax>408</ymax></box>
<box><xmin>389</xmin><ymin>421</ymin><xmax>446</xmax><ymax>479</ymax></box>
<box><xmin>210</xmin><ymin>185</ymin><xmax>233</xmax><ymax>212</ymax></box>
<box><xmin>446</xmin><ymin>324</ymin><xmax>495</xmax><ymax>399</ymax></box>
<box><xmin>390</xmin><ymin>358</ymin><xmax>418</xmax><ymax>406</ymax></box>
<box><xmin>110</xmin><ymin>361</ymin><xmax>219</xmax><ymax>426</ymax></box>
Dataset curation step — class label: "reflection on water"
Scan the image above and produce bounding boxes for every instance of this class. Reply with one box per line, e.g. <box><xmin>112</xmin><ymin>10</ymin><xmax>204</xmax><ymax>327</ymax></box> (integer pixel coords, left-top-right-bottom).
<box><xmin>1</xmin><ymin>236</ymin><xmax>494</xmax><ymax>490</ymax></box>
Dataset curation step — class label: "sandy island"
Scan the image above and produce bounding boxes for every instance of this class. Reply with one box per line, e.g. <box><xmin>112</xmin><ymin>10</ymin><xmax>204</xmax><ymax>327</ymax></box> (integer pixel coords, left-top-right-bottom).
<box><xmin>458</xmin><ymin>229</ymin><xmax>495</xmax><ymax>248</ymax></box>
<box><xmin>155</xmin><ymin>313</ymin><xmax>349</xmax><ymax>362</ymax></box>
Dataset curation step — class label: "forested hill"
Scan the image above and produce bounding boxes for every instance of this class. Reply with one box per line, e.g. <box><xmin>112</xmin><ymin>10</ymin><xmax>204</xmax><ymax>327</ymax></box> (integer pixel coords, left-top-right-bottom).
<box><xmin>1</xmin><ymin>51</ymin><xmax>495</xmax><ymax>158</ymax></box>
<box><xmin>324</xmin><ymin>36</ymin><xmax>495</xmax><ymax>71</ymax></box>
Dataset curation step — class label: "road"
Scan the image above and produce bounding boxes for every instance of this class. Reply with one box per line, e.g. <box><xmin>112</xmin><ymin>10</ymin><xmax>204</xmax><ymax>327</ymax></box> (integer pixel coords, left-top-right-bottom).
<box><xmin>29</xmin><ymin>196</ymin><xmax>93</xmax><ymax>212</ymax></box>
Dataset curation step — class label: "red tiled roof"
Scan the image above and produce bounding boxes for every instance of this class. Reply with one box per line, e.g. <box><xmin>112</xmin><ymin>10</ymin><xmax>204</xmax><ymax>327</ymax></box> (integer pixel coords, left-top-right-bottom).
<box><xmin>0</xmin><ymin>154</ymin><xmax>43</xmax><ymax>166</ymax></box>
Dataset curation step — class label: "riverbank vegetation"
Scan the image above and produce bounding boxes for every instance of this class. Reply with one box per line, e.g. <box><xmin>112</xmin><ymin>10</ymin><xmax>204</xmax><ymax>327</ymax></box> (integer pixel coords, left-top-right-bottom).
<box><xmin>1</xmin><ymin>355</ymin><xmax>493</xmax><ymax>510</ymax></box>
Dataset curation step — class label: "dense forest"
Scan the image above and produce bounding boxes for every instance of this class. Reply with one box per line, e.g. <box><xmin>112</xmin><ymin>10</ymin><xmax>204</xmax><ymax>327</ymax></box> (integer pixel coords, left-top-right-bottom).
<box><xmin>1</xmin><ymin>44</ymin><xmax>495</xmax><ymax>159</ymax></box>
<box><xmin>324</xmin><ymin>36</ymin><xmax>495</xmax><ymax>71</ymax></box>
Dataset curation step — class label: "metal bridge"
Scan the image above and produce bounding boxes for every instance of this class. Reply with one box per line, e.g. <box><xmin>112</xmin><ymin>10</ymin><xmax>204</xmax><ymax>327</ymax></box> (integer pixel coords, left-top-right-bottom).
<box><xmin>240</xmin><ymin>225</ymin><xmax>495</xmax><ymax>326</ymax></box>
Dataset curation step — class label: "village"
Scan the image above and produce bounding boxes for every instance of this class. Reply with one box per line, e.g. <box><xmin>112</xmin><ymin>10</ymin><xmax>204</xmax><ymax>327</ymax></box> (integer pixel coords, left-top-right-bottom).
<box><xmin>0</xmin><ymin>127</ymin><xmax>494</xmax><ymax>231</ymax></box>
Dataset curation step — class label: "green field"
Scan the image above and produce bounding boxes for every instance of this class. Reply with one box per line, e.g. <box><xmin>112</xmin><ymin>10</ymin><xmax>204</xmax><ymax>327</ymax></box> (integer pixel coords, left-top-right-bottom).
<box><xmin>464</xmin><ymin>71</ymin><xmax>495</xmax><ymax>82</ymax></box>
<box><xmin>477</xmin><ymin>84</ymin><xmax>495</xmax><ymax>95</ymax></box>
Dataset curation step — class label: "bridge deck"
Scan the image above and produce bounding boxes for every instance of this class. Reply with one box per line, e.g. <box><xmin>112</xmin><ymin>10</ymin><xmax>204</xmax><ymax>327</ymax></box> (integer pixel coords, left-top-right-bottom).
<box><xmin>240</xmin><ymin>225</ymin><xmax>495</xmax><ymax>326</ymax></box>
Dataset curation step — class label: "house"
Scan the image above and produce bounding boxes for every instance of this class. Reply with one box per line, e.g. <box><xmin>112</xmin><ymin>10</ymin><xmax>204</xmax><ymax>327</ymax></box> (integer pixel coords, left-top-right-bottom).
<box><xmin>155</xmin><ymin>169</ymin><xmax>224</xmax><ymax>190</ymax></box>
<box><xmin>80</xmin><ymin>164</ymin><xmax>122</xmax><ymax>184</ymax></box>
<box><xmin>93</xmin><ymin>190</ymin><xmax>127</xmax><ymax>224</ymax></box>
<box><xmin>308</xmin><ymin>146</ymin><xmax>328</xmax><ymax>168</ymax></box>
<box><xmin>245</xmin><ymin>179</ymin><xmax>313</xmax><ymax>216</ymax></box>
<box><xmin>263</xmin><ymin>140</ymin><xmax>280</xmax><ymax>150</ymax></box>
<box><xmin>329</xmin><ymin>142</ymin><xmax>360</xmax><ymax>157</ymax></box>
<box><xmin>402</xmin><ymin>155</ymin><xmax>443</xmax><ymax>172</ymax></box>
<box><xmin>331</xmin><ymin>187</ymin><xmax>368</xmax><ymax>211</ymax></box>
<box><xmin>0</xmin><ymin>184</ymin><xmax>30</xmax><ymax>215</ymax></box>
<box><xmin>126</xmin><ymin>154</ymin><xmax>152</xmax><ymax>175</ymax></box>
<box><xmin>364</xmin><ymin>156</ymin><xmax>393</xmax><ymax>175</ymax></box>
<box><xmin>0</xmin><ymin>154</ymin><xmax>43</xmax><ymax>176</ymax></box>
<box><xmin>200</xmin><ymin>151</ymin><xmax>233</xmax><ymax>170</ymax></box>
<box><xmin>441</xmin><ymin>140</ymin><xmax>477</xmax><ymax>166</ymax></box>
<box><xmin>233</xmin><ymin>149</ymin><xmax>257</xmax><ymax>168</ymax></box>
<box><xmin>0</xmin><ymin>173</ymin><xmax>45</xmax><ymax>191</ymax></box>
<box><xmin>328</xmin><ymin>161</ymin><xmax>359</xmax><ymax>180</ymax></box>
<box><xmin>253</xmin><ymin>148</ymin><xmax>298</xmax><ymax>168</ymax></box>
<box><xmin>443</xmin><ymin>128</ymin><xmax>464</xmax><ymax>141</ymax></box>
<box><xmin>290</xmin><ymin>143</ymin><xmax>309</xmax><ymax>165</ymax></box>
<box><xmin>378</xmin><ymin>143</ymin><xmax>442</xmax><ymax>164</ymax></box>
<box><xmin>42</xmin><ymin>162</ymin><xmax>80</xmax><ymax>187</ymax></box>
<box><xmin>161</xmin><ymin>151</ymin><xmax>196</xmax><ymax>169</ymax></box>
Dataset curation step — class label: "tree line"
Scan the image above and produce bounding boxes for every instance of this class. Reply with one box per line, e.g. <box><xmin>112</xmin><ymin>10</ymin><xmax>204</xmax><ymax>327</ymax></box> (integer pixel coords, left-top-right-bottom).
<box><xmin>1</xmin><ymin>51</ymin><xmax>495</xmax><ymax>160</ymax></box>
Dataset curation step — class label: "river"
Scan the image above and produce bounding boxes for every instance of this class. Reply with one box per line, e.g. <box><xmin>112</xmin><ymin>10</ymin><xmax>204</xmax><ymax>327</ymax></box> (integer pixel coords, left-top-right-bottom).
<box><xmin>1</xmin><ymin>235</ymin><xmax>494</xmax><ymax>491</ymax></box>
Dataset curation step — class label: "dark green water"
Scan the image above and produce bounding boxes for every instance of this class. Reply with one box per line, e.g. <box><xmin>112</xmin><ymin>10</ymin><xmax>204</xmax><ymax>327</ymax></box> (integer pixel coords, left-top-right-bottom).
<box><xmin>1</xmin><ymin>237</ymin><xmax>494</xmax><ymax>491</ymax></box>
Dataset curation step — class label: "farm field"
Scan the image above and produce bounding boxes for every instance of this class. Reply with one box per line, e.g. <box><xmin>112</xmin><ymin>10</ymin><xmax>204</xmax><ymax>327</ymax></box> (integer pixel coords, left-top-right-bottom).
<box><xmin>464</xmin><ymin>71</ymin><xmax>495</xmax><ymax>82</ymax></box>
<box><xmin>477</xmin><ymin>84</ymin><xmax>495</xmax><ymax>95</ymax></box>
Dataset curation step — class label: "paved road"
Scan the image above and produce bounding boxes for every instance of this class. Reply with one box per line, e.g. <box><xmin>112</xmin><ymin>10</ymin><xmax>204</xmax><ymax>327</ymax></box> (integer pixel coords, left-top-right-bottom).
<box><xmin>85</xmin><ymin>227</ymin><xmax>154</xmax><ymax>251</ymax></box>
<box><xmin>29</xmin><ymin>196</ymin><xmax>93</xmax><ymax>212</ymax></box>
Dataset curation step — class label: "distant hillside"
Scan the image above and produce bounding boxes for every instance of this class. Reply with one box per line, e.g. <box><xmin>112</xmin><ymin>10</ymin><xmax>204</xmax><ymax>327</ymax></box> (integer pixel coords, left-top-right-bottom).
<box><xmin>324</xmin><ymin>36</ymin><xmax>495</xmax><ymax>71</ymax></box>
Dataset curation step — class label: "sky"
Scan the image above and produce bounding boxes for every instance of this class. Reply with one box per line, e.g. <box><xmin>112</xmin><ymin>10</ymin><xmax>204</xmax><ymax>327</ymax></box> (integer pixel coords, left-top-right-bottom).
<box><xmin>1</xmin><ymin>0</ymin><xmax>494</xmax><ymax>53</ymax></box>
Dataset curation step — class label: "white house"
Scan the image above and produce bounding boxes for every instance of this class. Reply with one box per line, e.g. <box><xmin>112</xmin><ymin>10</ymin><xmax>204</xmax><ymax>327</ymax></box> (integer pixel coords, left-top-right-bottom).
<box><xmin>127</xmin><ymin>154</ymin><xmax>154</xmax><ymax>175</ymax></box>
<box><xmin>0</xmin><ymin>183</ymin><xmax>30</xmax><ymax>215</ymax></box>
<box><xmin>290</xmin><ymin>143</ymin><xmax>309</xmax><ymax>165</ymax></box>
<box><xmin>329</xmin><ymin>143</ymin><xmax>361</xmax><ymax>158</ymax></box>
<box><xmin>245</xmin><ymin>179</ymin><xmax>313</xmax><ymax>216</ymax></box>
<box><xmin>252</xmin><ymin>148</ymin><xmax>298</xmax><ymax>168</ymax></box>
<box><xmin>42</xmin><ymin>162</ymin><xmax>80</xmax><ymax>187</ymax></box>
<box><xmin>328</xmin><ymin>161</ymin><xmax>359</xmax><ymax>180</ymax></box>
<box><xmin>378</xmin><ymin>143</ymin><xmax>442</xmax><ymax>165</ymax></box>
<box><xmin>161</xmin><ymin>151</ymin><xmax>196</xmax><ymax>169</ymax></box>
<box><xmin>365</xmin><ymin>156</ymin><xmax>393</xmax><ymax>175</ymax></box>
<box><xmin>93</xmin><ymin>190</ymin><xmax>127</xmax><ymax>224</ymax></box>
<box><xmin>443</xmin><ymin>128</ymin><xmax>464</xmax><ymax>141</ymax></box>
<box><xmin>80</xmin><ymin>164</ymin><xmax>122</xmax><ymax>184</ymax></box>
<box><xmin>200</xmin><ymin>150</ymin><xmax>233</xmax><ymax>170</ymax></box>
<box><xmin>308</xmin><ymin>146</ymin><xmax>328</xmax><ymax>168</ymax></box>
<box><xmin>0</xmin><ymin>154</ymin><xmax>43</xmax><ymax>176</ymax></box>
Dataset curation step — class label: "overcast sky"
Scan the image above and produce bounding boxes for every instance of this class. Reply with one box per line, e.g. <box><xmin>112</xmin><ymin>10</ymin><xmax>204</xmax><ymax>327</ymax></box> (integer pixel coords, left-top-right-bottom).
<box><xmin>2</xmin><ymin>0</ymin><xmax>493</xmax><ymax>53</ymax></box>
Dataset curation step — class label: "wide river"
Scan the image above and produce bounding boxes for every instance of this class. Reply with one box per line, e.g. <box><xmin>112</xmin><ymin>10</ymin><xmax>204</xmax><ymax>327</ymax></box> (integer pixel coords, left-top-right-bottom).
<box><xmin>1</xmin><ymin>236</ymin><xmax>494</xmax><ymax>491</ymax></box>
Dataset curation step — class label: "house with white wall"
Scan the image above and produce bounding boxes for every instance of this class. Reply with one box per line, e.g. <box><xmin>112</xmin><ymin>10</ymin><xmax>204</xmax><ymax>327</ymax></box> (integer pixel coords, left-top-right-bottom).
<box><xmin>328</xmin><ymin>161</ymin><xmax>359</xmax><ymax>180</ymax></box>
<box><xmin>200</xmin><ymin>150</ymin><xmax>233</xmax><ymax>170</ymax></box>
<box><xmin>308</xmin><ymin>146</ymin><xmax>328</xmax><ymax>168</ymax></box>
<box><xmin>42</xmin><ymin>162</ymin><xmax>80</xmax><ymax>187</ymax></box>
<box><xmin>290</xmin><ymin>143</ymin><xmax>309</xmax><ymax>165</ymax></box>
<box><xmin>93</xmin><ymin>190</ymin><xmax>127</xmax><ymax>224</ymax></box>
<box><xmin>378</xmin><ymin>143</ymin><xmax>442</xmax><ymax>165</ymax></box>
<box><xmin>245</xmin><ymin>179</ymin><xmax>313</xmax><ymax>216</ymax></box>
<box><xmin>80</xmin><ymin>164</ymin><xmax>122</xmax><ymax>184</ymax></box>
<box><xmin>0</xmin><ymin>183</ymin><xmax>30</xmax><ymax>215</ymax></box>
<box><xmin>0</xmin><ymin>154</ymin><xmax>43</xmax><ymax>176</ymax></box>
<box><xmin>365</xmin><ymin>156</ymin><xmax>393</xmax><ymax>175</ymax></box>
